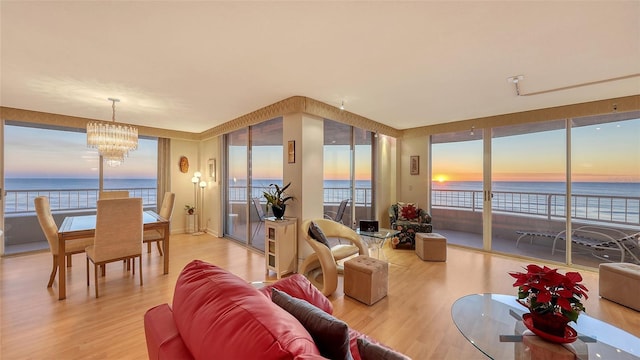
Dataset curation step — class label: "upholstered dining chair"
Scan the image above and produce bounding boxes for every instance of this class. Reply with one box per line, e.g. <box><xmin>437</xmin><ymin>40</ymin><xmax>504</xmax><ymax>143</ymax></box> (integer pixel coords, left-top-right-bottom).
<box><xmin>86</xmin><ymin>197</ymin><xmax>143</xmax><ymax>298</ymax></box>
<box><xmin>98</xmin><ymin>190</ymin><xmax>130</xmax><ymax>199</ymax></box>
<box><xmin>34</xmin><ymin>196</ymin><xmax>94</xmax><ymax>288</ymax></box>
<box><xmin>299</xmin><ymin>219</ymin><xmax>368</xmax><ymax>296</ymax></box>
<box><xmin>143</xmin><ymin>192</ymin><xmax>175</xmax><ymax>255</ymax></box>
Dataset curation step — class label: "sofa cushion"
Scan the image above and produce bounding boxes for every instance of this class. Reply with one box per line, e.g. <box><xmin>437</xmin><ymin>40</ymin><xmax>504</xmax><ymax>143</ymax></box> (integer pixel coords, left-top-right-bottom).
<box><xmin>357</xmin><ymin>338</ymin><xmax>411</xmax><ymax>360</ymax></box>
<box><xmin>259</xmin><ymin>273</ymin><xmax>334</xmax><ymax>315</ymax></box>
<box><xmin>308</xmin><ymin>221</ymin><xmax>331</xmax><ymax>248</ymax></box>
<box><xmin>397</xmin><ymin>202</ymin><xmax>418</xmax><ymax>221</ymax></box>
<box><xmin>272</xmin><ymin>288</ymin><xmax>353</xmax><ymax>360</ymax></box>
<box><xmin>172</xmin><ymin>260</ymin><xmax>321</xmax><ymax>359</ymax></box>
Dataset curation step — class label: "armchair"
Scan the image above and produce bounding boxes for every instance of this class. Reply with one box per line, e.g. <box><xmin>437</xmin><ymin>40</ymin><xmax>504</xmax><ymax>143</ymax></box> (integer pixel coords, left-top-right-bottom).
<box><xmin>389</xmin><ymin>202</ymin><xmax>432</xmax><ymax>250</ymax></box>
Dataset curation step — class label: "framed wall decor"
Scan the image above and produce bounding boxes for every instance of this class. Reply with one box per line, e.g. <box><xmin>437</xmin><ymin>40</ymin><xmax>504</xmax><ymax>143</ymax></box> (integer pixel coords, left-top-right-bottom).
<box><xmin>410</xmin><ymin>155</ymin><xmax>419</xmax><ymax>175</ymax></box>
<box><xmin>288</xmin><ymin>140</ymin><xmax>295</xmax><ymax>164</ymax></box>
<box><xmin>208</xmin><ymin>158</ymin><xmax>216</xmax><ymax>182</ymax></box>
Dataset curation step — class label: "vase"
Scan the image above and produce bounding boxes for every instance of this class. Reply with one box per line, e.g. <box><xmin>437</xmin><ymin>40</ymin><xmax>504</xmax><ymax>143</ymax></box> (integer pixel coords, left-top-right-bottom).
<box><xmin>529</xmin><ymin>311</ymin><xmax>569</xmax><ymax>337</ymax></box>
<box><xmin>272</xmin><ymin>204</ymin><xmax>286</xmax><ymax>220</ymax></box>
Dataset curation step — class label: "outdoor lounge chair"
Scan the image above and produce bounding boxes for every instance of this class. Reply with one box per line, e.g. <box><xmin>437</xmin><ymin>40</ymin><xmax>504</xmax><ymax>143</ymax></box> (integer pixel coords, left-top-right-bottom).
<box><xmin>551</xmin><ymin>226</ymin><xmax>640</xmax><ymax>264</ymax></box>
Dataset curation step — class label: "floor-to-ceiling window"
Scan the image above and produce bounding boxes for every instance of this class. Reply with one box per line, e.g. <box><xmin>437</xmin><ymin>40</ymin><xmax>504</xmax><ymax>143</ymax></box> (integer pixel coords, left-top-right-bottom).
<box><xmin>430</xmin><ymin>129</ymin><xmax>484</xmax><ymax>249</ymax></box>
<box><xmin>570</xmin><ymin>112</ymin><xmax>640</xmax><ymax>267</ymax></box>
<box><xmin>491</xmin><ymin>120</ymin><xmax>566</xmax><ymax>262</ymax></box>
<box><xmin>323</xmin><ymin>119</ymin><xmax>374</xmax><ymax>228</ymax></box>
<box><xmin>3</xmin><ymin>121</ymin><xmax>158</xmax><ymax>255</ymax></box>
<box><xmin>429</xmin><ymin>112</ymin><xmax>640</xmax><ymax>268</ymax></box>
<box><xmin>224</xmin><ymin>117</ymin><xmax>283</xmax><ymax>251</ymax></box>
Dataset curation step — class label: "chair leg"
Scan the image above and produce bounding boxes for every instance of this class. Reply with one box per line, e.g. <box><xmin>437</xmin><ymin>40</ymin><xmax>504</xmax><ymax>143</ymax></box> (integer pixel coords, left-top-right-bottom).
<box><xmin>67</xmin><ymin>254</ymin><xmax>72</xmax><ymax>267</ymax></box>
<box><xmin>48</xmin><ymin>255</ymin><xmax>58</xmax><ymax>288</ymax></box>
<box><xmin>139</xmin><ymin>256</ymin><xmax>143</xmax><ymax>286</ymax></box>
<box><xmin>86</xmin><ymin>256</ymin><xmax>89</xmax><ymax>286</ymax></box>
<box><xmin>156</xmin><ymin>241</ymin><xmax>163</xmax><ymax>256</ymax></box>
<box><xmin>147</xmin><ymin>242</ymin><xmax>152</xmax><ymax>253</ymax></box>
<box><xmin>94</xmin><ymin>263</ymin><xmax>99</xmax><ymax>298</ymax></box>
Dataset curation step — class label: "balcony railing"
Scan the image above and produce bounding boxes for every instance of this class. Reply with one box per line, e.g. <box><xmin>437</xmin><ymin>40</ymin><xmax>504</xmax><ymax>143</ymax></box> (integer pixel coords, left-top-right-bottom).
<box><xmin>432</xmin><ymin>189</ymin><xmax>640</xmax><ymax>227</ymax></box>
<box><xmin>226</xmin><ymin>186</ymin><xmax>372</xmax><ymax>208</ymax></box>
<box><xmin>4</xmin><ymin>188</ymin><xmax>157</xmax><ymax>214</ymax></box>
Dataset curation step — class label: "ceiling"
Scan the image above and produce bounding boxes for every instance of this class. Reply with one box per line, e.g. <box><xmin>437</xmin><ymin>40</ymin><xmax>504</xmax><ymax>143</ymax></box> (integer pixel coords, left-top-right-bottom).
<box><xmin>1</xmin><ymin>1</ymin><xmax>639</xmax><ymax>134</ymax></box>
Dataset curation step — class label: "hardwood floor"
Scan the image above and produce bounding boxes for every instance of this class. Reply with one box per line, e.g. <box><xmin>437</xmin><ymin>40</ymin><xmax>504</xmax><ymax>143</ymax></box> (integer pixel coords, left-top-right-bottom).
<box><xmin>1</xmin><ymin>233</ymin><xmax>638</xmax><ymax>359</ymax></box>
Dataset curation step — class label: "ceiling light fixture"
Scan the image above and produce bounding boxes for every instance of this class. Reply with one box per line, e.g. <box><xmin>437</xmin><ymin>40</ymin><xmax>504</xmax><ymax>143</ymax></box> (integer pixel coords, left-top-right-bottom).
<box><xmin>87</xmin><ymin>98</ymin><xmax>138</xmax><ymax>167</ymax></box>
<box><xmin>470</xmin><ymin>126</ymin><xmax>475</xmax><ymax>136</ymax></box>
<box><xmin>340</xmin><ymin>101</ymin><xmax>345</xmax><ymax>110</ymax></box>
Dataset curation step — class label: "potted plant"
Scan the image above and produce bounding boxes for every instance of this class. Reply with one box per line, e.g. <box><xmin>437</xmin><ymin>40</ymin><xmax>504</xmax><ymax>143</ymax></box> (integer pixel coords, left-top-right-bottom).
<box><xmin>184</xmin><ymin>205</ymin><xmax>195</xmax><ymax>215</ymax></box>
<box><xmin>509</xmin><ymin>264</ymin><xmax>588</xmax><ymax>338</ymax></box>
<box><xmin>263</xmin><ymin>182</ymin><xmax>295</xmax><ymax>220</ymax></box>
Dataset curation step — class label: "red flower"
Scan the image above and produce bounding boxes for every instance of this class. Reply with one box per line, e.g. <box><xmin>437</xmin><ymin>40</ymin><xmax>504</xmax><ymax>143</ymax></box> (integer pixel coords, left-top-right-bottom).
<box><xmin>509</xmin><ymin>264</ymin><xmax>589</xmax><ymax>323</ymax></box>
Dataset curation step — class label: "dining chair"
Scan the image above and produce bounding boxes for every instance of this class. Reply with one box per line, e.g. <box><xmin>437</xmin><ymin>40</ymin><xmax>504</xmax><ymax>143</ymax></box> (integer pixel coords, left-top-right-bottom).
<box><xmin>324</xmin><ymin>198</ymin><xmax>350</xmax><ymax>224</ymax></box>
<box><xmin>34</xmin><ymin>196</ymin><xmax>94</xmax><ymax>288</ymax></box>
<box><xmin>143</xmin><ymin>192</ymin><xmax>175</xmax><ymax>255</ymax></box>
<box><xmin>99</xmin><ymin>190</ymin><xmax>130</xmax><ymax>199</ymax></box>
<box><xmin>86</xmin><ymin>198</ymin><xmax>143</xmax><ymax>298</ymax></box>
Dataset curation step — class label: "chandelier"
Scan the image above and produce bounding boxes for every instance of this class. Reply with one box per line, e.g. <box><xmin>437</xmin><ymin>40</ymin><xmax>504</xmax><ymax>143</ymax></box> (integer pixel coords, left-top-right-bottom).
<box><xmin>87</xmin><ymin>98</ymin><xmax>138</xmax><ymax>167</ymax></box>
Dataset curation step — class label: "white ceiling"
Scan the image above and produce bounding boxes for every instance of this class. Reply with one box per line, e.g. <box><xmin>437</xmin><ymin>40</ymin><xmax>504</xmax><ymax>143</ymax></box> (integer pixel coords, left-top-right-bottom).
<box><xmin>1</xmin><ymin>1</ymin><xmax>639</xmax><ymax>134</ymax></box>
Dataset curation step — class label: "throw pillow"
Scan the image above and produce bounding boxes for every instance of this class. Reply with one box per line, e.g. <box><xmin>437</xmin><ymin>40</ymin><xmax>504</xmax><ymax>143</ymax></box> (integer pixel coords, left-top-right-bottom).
<box><xmin>357</xmin><ymin>338</ymin><xmax>410</xmax><ymax>360</ymax></box>
<box><xmin>308</xmin><ymin>221</ymin><xmax>331</xmax><ymax>248</ymax></box>
<box><xmin>271</xmin><ymin>288</ymin><xmax>353</xmax><ymax>360</ymax></box>
<box><xmin>397</xmin><ymin>202</ymin><xmax>418</xmax><ymax>221</ymax></box>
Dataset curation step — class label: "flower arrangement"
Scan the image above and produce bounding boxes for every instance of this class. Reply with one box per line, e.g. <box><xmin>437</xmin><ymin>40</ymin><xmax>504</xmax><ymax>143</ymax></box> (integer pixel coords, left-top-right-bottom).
<box><xmin>509</xmin><ymin>264</ymin><xmax>588</xmax><ymax>323</ymax></box>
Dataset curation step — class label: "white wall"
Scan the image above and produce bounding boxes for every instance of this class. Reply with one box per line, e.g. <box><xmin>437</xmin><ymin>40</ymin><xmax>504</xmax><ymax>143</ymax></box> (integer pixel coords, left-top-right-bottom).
<box><xmin>169</xmin><ymin>139</ymin><xmax>200</xmax><ymax>234</ymax></box>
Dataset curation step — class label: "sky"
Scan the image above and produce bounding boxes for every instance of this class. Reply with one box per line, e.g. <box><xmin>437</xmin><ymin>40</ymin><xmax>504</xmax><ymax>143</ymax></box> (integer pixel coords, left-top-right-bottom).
<box><xmin>432</xmin><ymin>117</ymin><xmax>640</xmax><ymax>183</ymax></box>
<box><xmin>4</xmin><ymin>125</ymin><xmax>157</xmax><ymax>179</ymax></box>
<box><xmin>4</xmin><ymin>116</ymin><xmax>639</xmax><ymax>183</ymax></box>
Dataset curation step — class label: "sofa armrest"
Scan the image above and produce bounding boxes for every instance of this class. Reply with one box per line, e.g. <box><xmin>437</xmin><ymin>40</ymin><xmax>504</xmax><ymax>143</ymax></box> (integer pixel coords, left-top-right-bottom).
<box><xmin>144</xmin><ymin>304</ymin><xmax>193</xmax><ymax>360</ymax></box>
<box><xmin>417</xmin><ymin>209</ymin><xmax>432</xmax><ymax>224</ymax></box>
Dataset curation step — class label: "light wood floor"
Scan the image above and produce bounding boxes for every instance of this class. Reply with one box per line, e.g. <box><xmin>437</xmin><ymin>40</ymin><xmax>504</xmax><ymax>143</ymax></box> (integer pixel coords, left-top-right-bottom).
<box><xmin>1</xmin><ymin>233</ymin><xmax>638</xmax><ymax>359</ymax></box>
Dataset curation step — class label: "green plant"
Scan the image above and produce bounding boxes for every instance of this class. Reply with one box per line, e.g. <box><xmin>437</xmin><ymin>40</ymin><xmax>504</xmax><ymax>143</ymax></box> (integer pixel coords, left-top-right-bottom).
<box><xmin>263</xmin><ymin>182</ymin><xmax>295</xmax><ymax>210</ymax></box>
<box><xmin>509</xmin><ymin>264</ymin><xmax>588</xmax><ymax>322</ymax></box>
<box><xmin>184</xmin><ymin>205</ymin><xmax>195</xmax><ymax>214</ymax></box>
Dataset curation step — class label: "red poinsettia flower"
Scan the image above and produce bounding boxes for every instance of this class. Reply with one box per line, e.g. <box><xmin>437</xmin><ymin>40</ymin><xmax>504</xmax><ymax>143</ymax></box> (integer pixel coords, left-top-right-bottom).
<box><xmin>509</xmin><ymin>264</ymin><xmax>589</xmax><ymax>323</ymax></box>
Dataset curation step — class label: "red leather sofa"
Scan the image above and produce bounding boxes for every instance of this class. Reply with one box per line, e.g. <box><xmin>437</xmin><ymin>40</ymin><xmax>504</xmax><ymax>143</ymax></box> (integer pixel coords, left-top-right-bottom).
<box><xmin>144</xmin><ymin>260</ymin><xmax>407</xmax><ymax>360</ymax></box>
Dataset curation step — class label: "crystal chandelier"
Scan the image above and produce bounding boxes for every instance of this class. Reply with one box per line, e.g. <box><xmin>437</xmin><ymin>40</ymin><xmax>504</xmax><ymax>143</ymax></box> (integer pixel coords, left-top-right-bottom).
<box><xmin>87</xmin><ymin>98</ymin><xmax>138</xmax><ymax>167</ymax></box>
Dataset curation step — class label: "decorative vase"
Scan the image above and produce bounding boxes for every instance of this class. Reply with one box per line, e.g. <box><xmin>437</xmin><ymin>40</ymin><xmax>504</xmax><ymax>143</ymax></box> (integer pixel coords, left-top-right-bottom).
<box><xmin>529</xmin><ymin>311</ymin><xmax>569</xmax><ymax>337</ymax></box>
<box><xmin>272</xmin><ymin>204</ymin><xmax>286</xmax><ymax>220</ymax></box>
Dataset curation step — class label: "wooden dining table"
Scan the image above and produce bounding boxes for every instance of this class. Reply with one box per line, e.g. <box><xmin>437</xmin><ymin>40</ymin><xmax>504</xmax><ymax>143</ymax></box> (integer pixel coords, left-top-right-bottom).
<box><xmin>56</xmin><ymin>210</ymin><xmax>170</xmax><ymax>300</ymax></box>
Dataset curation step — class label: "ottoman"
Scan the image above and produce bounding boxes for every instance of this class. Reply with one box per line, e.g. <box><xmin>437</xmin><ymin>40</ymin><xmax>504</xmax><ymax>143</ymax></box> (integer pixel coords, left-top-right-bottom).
<box><xmin>344</xmin><ymin>255</ymin><xmax>388</xmax><ymax>305</ymax></box>
<box><xmin>599</xmin><ymin>262</ymin><xmax>640</xmax><ymax>311</ymax></box>
<box><xmin>415</xmin><ymin>233</ymin><xmax>447</xmax><ymax>261</ymax></box>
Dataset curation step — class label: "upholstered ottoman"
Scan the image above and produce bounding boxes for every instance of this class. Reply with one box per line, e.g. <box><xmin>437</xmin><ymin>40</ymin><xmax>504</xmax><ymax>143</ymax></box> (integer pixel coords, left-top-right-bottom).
<box><xmin>415</xmin><ymin>232</ymin><xmax>447</xmax><ymax>261</ymax></box>
<box><xmin>344</xmin><ymin>255</ymin><xmax>388</xmax><ymax>305</ymax></box>
<box><xmin>599</xmin><ymin>262</ymin><xmax>640</xmax><ymax>311</ymax></box>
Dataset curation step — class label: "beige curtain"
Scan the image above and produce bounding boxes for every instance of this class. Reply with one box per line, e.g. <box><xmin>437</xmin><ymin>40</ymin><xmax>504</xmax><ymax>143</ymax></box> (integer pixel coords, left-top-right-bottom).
<box><xmin>156</xmin><ymin>138</ymin><xmax>171</xmax><ymax>212</ymax></box>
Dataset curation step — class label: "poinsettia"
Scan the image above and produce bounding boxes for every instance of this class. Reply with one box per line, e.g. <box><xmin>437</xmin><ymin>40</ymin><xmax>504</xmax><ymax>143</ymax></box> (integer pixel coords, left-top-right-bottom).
<box><xmin>509</xmin><ymin>264</ymin><xmax>588</xmax><ymax>323</ymax></box>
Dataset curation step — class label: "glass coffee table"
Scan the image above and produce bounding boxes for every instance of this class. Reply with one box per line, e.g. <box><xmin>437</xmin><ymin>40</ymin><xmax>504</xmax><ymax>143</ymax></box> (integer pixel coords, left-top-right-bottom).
<box><xmin>451</xmin><ymin>293</ymin><xmax>640</xmax><ymax>360</ymax></box>
<box><xmin>356</xmin><ymin>228</ymin><xmax>400</xmax><ymax>261</ymax></box>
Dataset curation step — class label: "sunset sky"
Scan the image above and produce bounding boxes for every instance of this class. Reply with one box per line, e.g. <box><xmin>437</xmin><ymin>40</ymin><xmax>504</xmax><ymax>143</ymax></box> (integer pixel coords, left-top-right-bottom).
<box><xmin>5</xmin><ymin>117</ymin><xmax>639</xmax><ymax>183</ymax></box>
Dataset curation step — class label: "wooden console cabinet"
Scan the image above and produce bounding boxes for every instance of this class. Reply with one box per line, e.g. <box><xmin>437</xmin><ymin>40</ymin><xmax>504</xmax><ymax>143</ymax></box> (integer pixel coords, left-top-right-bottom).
<box><xmin>265</xmin><ymin>217</ymin><xmax>297</xmax><ymax>279</ymax></box>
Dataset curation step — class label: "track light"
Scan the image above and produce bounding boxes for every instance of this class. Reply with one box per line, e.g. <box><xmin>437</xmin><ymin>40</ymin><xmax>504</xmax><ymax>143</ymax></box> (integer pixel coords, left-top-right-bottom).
<box><xmin>340</xmin><ymin>101</ymin><xmax>345</xmax><ymax>110</ymax></box>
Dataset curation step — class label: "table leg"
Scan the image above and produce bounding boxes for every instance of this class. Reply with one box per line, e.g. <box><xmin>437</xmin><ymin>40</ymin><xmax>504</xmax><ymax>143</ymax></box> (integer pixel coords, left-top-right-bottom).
<box><xmin>57</xmin><ymin>233</ymin><xmax>66</xmax><ymax>300</ymax></box>
<box><xmin>163</xmin><ymin>223</ymin><xmax>169</xmax><ymax>274</ymax></box>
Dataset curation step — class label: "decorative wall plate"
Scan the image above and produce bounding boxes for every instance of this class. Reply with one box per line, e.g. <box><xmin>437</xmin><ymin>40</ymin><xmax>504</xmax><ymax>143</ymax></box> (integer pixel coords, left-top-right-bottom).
<box><xmin>179</xmin><ymin>156</ymin><xmax>189</xmax><ymax>173</ymax></box>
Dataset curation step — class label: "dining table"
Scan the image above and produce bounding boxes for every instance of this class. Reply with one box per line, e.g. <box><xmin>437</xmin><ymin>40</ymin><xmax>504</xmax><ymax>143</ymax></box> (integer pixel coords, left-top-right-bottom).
<box><xmin>56</xmin><ymin>210</ymin><xmax>170</xmax><ymax>300</ymax></box>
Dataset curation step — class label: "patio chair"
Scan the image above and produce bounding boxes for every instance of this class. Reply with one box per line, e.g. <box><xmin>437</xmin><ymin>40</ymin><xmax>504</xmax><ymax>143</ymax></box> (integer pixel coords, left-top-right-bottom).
<box><xmin>552</xmin><ymin>226</ymin><xmax>640</xmax><ymax>264</ymax></box>
<box><xmin>324</xmin><ymin>199</ymin><xmax>349</xmax><ymax>224</ymax></box>
<box><xmin>251</xmin><ymin>197</ymin><xmax>267</xmax><ymax>242</ymax></box>
<box><xmin>299</xmin><ymin>219</ymin><xmax>368</xmax><ymax>296</ymax></box>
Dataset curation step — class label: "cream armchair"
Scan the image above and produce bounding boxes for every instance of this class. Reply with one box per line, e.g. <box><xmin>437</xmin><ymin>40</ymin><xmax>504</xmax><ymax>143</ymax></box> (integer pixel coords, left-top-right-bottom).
<box><xmin>299</xmin><ymin>219</ymin><xmax>368</xmax><ymax>296</ymax></box>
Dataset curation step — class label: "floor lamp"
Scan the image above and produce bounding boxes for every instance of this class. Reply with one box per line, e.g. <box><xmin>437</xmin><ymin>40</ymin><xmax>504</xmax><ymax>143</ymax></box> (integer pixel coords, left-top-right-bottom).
<box><xmin>191</xmin><ymin>172</ymin><xmax>204</xmax><ymax>236</ymax></box>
